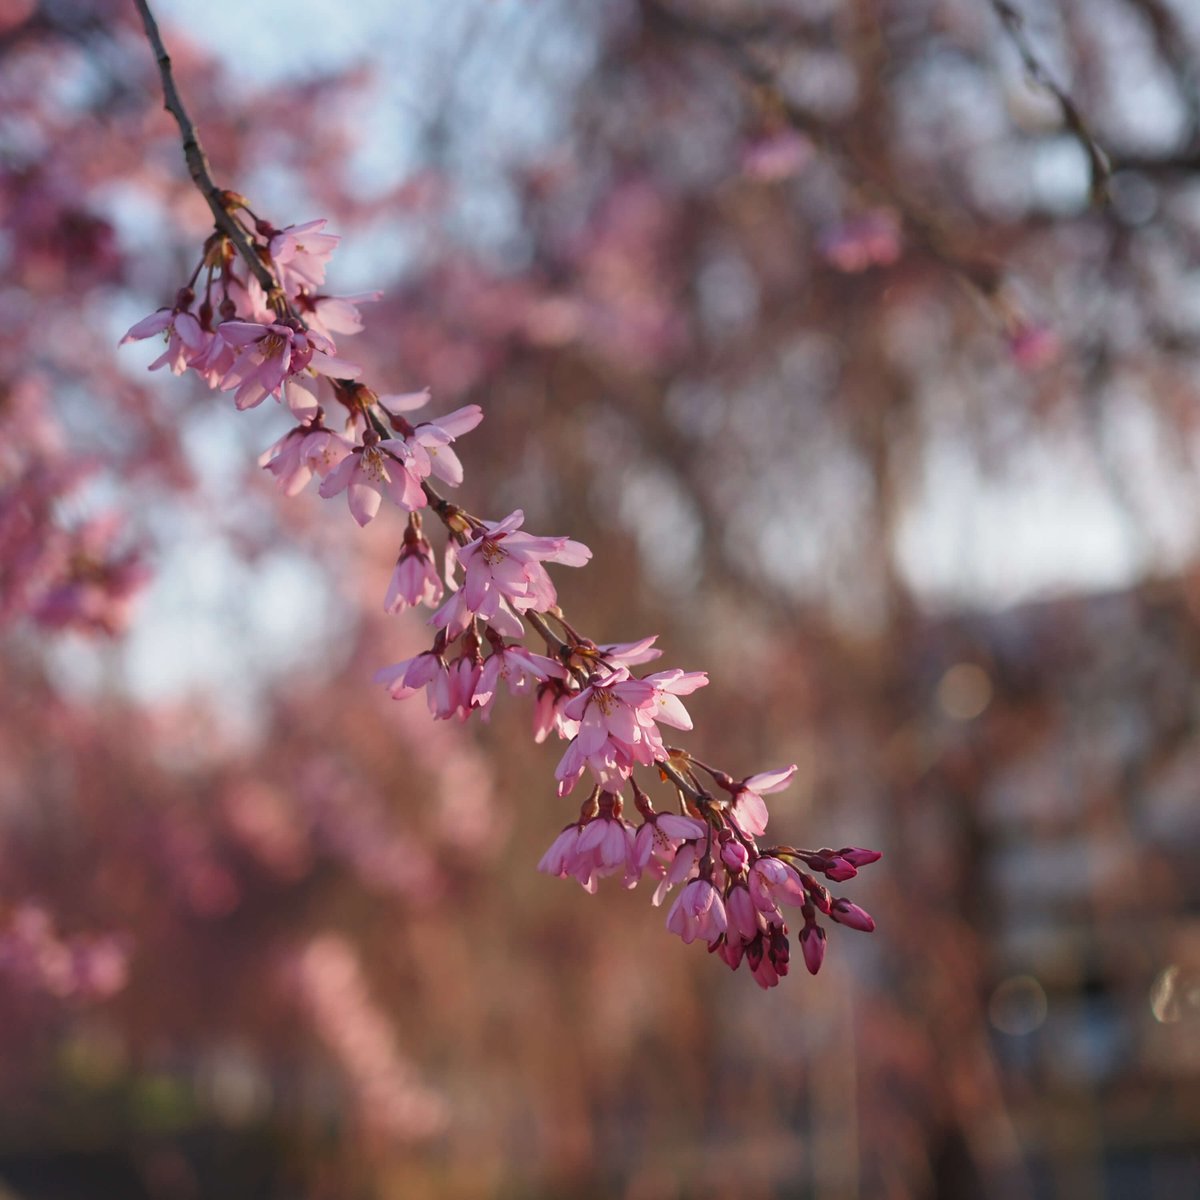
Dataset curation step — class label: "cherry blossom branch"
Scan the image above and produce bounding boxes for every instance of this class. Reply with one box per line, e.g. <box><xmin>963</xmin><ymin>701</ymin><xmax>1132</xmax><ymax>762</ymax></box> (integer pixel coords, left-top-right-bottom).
<box><xmin>124</xmin><ymin>4</ymin><xmax>881</xmax><ymax>990</ymax></box>
<box><xmin>131</xmin><ymin>0</ymin><xmax>281</xmax><ymax>301</ymax></box>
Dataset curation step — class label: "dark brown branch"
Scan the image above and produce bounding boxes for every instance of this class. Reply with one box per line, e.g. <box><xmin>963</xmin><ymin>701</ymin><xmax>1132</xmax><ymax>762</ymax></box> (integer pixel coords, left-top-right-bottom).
<box><xmin>131</xmin><ymin>0</ymin><xmax>281</xmax><ymax>298</ymax></box>
<box><xmin>990</xmin><ymin>0</ymin><xmax>1112</xmax><ymax>205</ymax></box>
<box><xmin>1123</xmin><ymin>0</ymin><xmax>1200</xmax><ymax>137</ymax></box>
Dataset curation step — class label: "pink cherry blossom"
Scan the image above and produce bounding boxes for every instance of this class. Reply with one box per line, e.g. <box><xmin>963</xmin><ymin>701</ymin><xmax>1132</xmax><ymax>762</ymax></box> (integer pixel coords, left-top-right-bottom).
<box><xmin>375</xmin><ymin>650</ymin><xmax>443</xmax><ymax>701</ymax></box>
<box><xmin>268</xmin><ymin>218</ymin><xmax>340</xmax><ymax>293</ymax></box>
<box><xmin>120</xmin><ymin>306</ymin><xmax>207</xmax><ymax>375</ymax></box>
<box><xmin>632</xmin><ymin>812</ymin><xmax>706</xmax><ymax>874</ymax></box>
<box><xmin>720</xmin><ymin>839</ymin><xmax>749</xmax><ymax>873</ymax></box>
<box><xmin>748</xmin><ymin>855</ymin><xmax>808</xmax><ymax>919</ymax></box>
<box><xmin>433</xmin><ymin>509</ymin><xmax>590</xmax><ymax>640</ymax></box>
<box><xmin>217</xmin><ymin>321</ymin><xmax>360</xmax><ymax>410</ymax></box>
<box><xmin>631</xmin><ymin>812</ymin><xmax>706</xmax><ymax>901</ymax></box>
<box><xmin>821</xmin><ymin>858</ymin><xmax>859</xmax><ymax>883</ymax></box>
<box><xmin>294</xmin><ymin>289</ymin><xmax>381</xmax><ymax>340</ymax></box>
<box><xmin>318</xmin><ymin>431</ymin><xmax>428</xmax><ymax>526</ymax></box>
<box><xmin>1007</xmin><ymin>321</ymin><xmax>1061</xmax><ymax>371</ymax></box>
<box><xmin>381</xmin><ymin>390</ymin><xmax>484</xmax><ymax>489</ymax></box>
<box><xmin>377</xmin><ymin>649</ymin><xmax>481</xmax><ymax>721</ymax></box>
<box><xmin>596</xmin><ymin>635</ymin><xmax>663</xmax><ymax>667</ymax></box>
<box><xmin>744</xmin><ymin>928</ymin><xmax>791</xmax><ymax>990</ymax></box>
<box><xmin>750</xmin><ymin>956</ymin><xmax>780</xmax><ymax>989</ymax></box>
<box><xmin>282</xmin><ymin>379</ymin><xmax>320</xmax><ymax>420</ymax></box>
<box><xmin>258</xmin><ymin>415</ymin><xmax>354</xmax><ymax>497</ymax></box>
<box><xmin>819</xmin><ymin>209</ymin><xmax>901</xmax><ymax>273</ymax></box>
<box><xmin>384</xmin><ymin>536</ymin><xmax>443</xmax><ymax>612</ymax></box>
<box><xmin>553</xmin><ymin>667</ymin><xmax>707</xmax><ymax>795</ymax></box>
<box><xmin>665</xmin><ymin>879</ymin><xmax>727</xmax><ymax>947</ymax></box>
<box><xmin>716</xmin><ymin>936</ymin><xmax>745</xmax><ymax>970</ymax></box>
<box><xmin>553</xmin><ymin>668</ymin><xmax>656</xmax><ymax>793</ymax></box>
<box><xmin>641</xmin><ymin>668</ymin><xmax>708</xmax><ymax>730</ymax></box>
<box><xmin>536</xmin><ymin>811</ymin><xmax>637</xmax><ymax>894</ymax></box>
<box><xmin>471</xmin><ymin>644</ymin><xmax>564</xmax><ymax>715</ymax></box>
<box><xmin>575</xmin><ymin>815</ymin><xmax>639</xmax><ymax>887</ymax></box>
<box><xmin>650</xmin><ymin>836</ymin><xmax>701</xmax><ymax>907</ymax></box>
<box><xmin>537</xmin><ymin>824</ymin><xmax>586</xmax><ymax>883</ymax></box>
<box><xmin>727</xmin><ymin>763</ymin><xmax>798</xmax><ymax>838</ymax></box>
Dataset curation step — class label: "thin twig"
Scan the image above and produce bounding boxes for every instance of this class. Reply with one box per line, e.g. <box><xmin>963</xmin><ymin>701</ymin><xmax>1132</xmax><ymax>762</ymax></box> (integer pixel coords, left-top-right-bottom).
<box><xmin>131</xmin><ymin>0</ymin><xmax>281</xmax><ymax>298</ymax></box>
<box><xmin>990</xmin><ymin>0</ymin><xmax>1111</xmax><ymax>204</ymax></box>
<box><xmin>643</xmin><ymin>0</ymin><xmax>1003</xmax><ymax>298</ymax></box>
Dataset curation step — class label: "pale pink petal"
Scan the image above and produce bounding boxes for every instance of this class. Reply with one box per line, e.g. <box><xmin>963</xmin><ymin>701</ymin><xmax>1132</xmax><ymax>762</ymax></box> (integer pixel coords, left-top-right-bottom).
<box><xmin>347</xmin><ymin>481</ymin><xmax>382</xmax><ymax>527</ymax></box>
<box><xmin>743</xmin><ymin>765</ymin><xmax>798</xmax><ymax>794</ymax></box>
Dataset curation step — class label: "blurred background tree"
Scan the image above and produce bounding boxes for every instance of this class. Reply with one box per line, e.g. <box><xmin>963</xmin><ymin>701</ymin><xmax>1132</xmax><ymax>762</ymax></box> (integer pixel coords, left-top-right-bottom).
<box><xmin>1</xmin><ymin>0</ymin><xmax>1199</xmax><ymax>1196</ymax></box>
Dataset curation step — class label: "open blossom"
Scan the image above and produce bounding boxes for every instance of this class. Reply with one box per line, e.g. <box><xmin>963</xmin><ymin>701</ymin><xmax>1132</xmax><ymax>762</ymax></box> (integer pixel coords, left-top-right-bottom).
<box><xmin>294</xmin><ymin>289</ymin><xmax>381</xmax><ymax>341</ymax></box>
<box><xmin>319</xmin><ymin>431</ymin><xmax>427</xmax><ymax>526</ymax></box>
<box><xmin>267</xmin><ymin>218</ymin><xmax>339</xmax><ymax>293</ymax></box>
<box><xmin>216</xmin><ymin>320</ymin><xmax>361</xmax><ymax>410</ymax></box>
<box><xmin>633</xmin><ymin>812</ymin><xmax>705</xmax><ymax>875</ymax></box>
<box><xmin>472</xmin><ymin>644</ymin><xmax>564</xmax><ymax>715</ymax></box>
<box><xmin>455</xmin><ymin>508</ymin><xmax>589</xmax><ymax>611</ymax></box>
<box><xmin>666</xmin><ymin>879</ymin><xmax>727</xmax><ymax>947</ymax></box>
<box><xmin>575</xmin><ymin>814</ymin><xmax>639</xmax><ymax>886</ymax></box>
<box><xmin>258</xmin><ymin>414</ymin><xmax>353</xmax><ymax>497</ymax></box>
<box><xmin>535</xmin><ymin>824</ymin><xmax>597</xmax><ymax>891</ymax></box>
<box><xmin>634</xmin><ymin>813</ymin><xmax>707</xmax><ymax>905</ymax></box>
<box><xmin>375</xmin><ymin>649</ymin><xmax>479</xmax><ymax>722</ymax></box>
<box><xmin>554</xmin><ymin>667</ymin><xmax>707</xmax><ymax>795</ymax></box>
<box><xmin>120</xmin><ymin>306</ymin><xmax>206</xmax><ymax>375</ymax></box>
<box><xmin>537</xmin><ymin>807</ymin><xmax>638</xmax><ymax>893</ymax></box>
<box><xmin>380</xmin><ymin>390</ymin><xmax>483</xmax><ymax>489</ymax></box>
<box><xmin>538</xmin><ymin>824</ymin><xmax>588</xmax><ymax>886</ymax></box>
<box><xmin>597</xmin><ymin>635</ymin><xmax>663</xmax><ymax>668</ymax></box>
<box><xmin>727</xmin><ymin>764</ymin><xmax>798</xmax><ymax>839</ymax></box>
<box><xmin>433</xmin><ymin>509</ymin><xmax>590</xmax><ymax>639</ymax></box>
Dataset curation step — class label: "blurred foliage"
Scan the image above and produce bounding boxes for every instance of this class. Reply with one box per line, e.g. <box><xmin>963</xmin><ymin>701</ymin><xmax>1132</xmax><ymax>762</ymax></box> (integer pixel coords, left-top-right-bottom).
<box><xmin>1</xmin><ymin>0</ymin><xmax>1199</xmax><ymax>1197</ymax></box>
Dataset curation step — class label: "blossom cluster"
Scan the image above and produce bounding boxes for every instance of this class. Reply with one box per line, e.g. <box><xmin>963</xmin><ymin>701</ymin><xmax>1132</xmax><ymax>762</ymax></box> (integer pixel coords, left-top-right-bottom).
<box><xmin>0</xmin><ymin>377</ymin><xmax>148</xmax><ymax>635</ymax></box>
<box><xmin>122</xmin><ymin>200</ymin><xmax>879</xmax><ymax>988</ymax></box>
<box><xmin>0</xmin><ymin>903</ymin><xmax>130</xmax><ymax>1002</ymax></box>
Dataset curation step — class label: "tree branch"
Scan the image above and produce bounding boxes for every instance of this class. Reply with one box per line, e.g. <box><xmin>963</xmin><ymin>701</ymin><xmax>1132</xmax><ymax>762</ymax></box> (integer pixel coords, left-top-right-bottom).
<box><xmin>131</xmin><ymin>0</ymin><xmax>281</xmax><ymax>299</ymax></box>
<box><xmin>990</xmin><ymin>0</ymin><xmax>1112</xmax><ymax>205</ymax></box>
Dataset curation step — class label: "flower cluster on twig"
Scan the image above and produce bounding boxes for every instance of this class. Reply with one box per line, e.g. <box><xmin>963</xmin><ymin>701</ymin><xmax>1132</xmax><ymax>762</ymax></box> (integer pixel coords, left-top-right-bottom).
<box><xmin>124</xmin><ymin>0</ymin><xmax>880</xmax><ymax>989</ymax></box>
